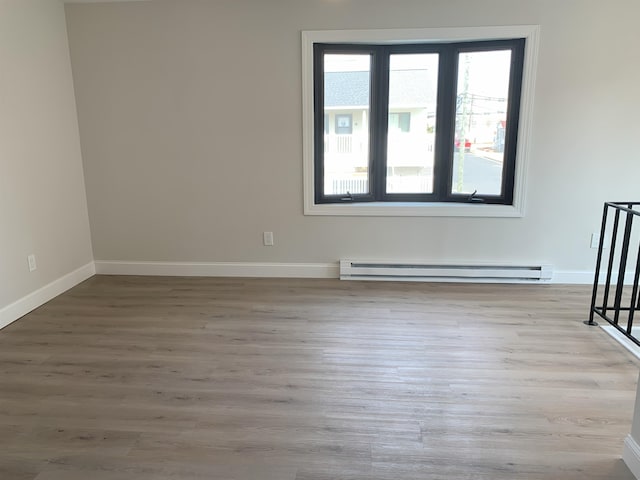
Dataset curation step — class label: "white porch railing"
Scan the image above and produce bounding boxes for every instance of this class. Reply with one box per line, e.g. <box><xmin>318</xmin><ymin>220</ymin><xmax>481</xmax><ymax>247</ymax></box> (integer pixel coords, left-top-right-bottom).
<box><xmin>326</xmin><ymin>175</ymin><xmax>432</xmax><ymax>196</ymax></box>
<box><xmin>324</xmin><ymin>134</ymin><xmax>365</xmax><ymax>155</ymax></box>
<box><xmin>324</xmin><ymin>133</ymin><xmax>436</xmax><ymax>168</ymax></box>
<box><xmin>328</xmin><ymin>178</ymin><xmax>368</xmax><ymax>195</ymax></box>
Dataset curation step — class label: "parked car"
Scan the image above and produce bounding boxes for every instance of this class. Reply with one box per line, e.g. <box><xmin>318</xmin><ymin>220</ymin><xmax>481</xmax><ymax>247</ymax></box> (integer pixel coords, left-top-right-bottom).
<box><xmin>455</xmin><ymin>138</ymin><xmax>472</xmax><ymax>150</ymax></box>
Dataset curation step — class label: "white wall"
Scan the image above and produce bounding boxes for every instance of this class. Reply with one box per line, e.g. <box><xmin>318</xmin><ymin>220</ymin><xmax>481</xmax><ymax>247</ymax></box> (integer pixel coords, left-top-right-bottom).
<box><xmin>64</xmin><ymin>0</ymin><xmax>640</xmax><ymax>275</ymax></box>
<box><xmin>0</xmin><ymin>0</ymin><xmax>93</xmax><ymax>323</ymax></box>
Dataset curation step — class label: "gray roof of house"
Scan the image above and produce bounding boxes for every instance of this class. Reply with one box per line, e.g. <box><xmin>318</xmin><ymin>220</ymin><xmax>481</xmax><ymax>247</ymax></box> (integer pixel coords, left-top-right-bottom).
<box><xmin>324</xmin><ymin>70</ymin><xmax>436</xmax><ymax>108</ymax></box>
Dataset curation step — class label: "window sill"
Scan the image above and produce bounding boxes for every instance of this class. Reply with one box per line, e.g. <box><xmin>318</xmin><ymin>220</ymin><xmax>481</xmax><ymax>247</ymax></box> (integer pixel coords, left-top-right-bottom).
<box><xmin>304</xmin><ymin>201</ymin><xmax>524</xmax><ymax>218</ymax></box>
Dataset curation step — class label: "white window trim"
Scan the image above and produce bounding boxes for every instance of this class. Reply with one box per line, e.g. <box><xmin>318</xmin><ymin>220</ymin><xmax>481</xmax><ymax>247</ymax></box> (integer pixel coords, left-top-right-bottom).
<box><xmin>301</xmin><ymin>25</ymin><xmax>540</xmax><ymax>218</ymax></box>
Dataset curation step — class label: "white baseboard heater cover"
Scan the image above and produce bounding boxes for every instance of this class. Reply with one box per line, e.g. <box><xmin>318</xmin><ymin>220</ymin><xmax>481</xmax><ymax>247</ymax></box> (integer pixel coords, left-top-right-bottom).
<box><xmin>340</xmin><ymin>260</ymin><xmax>553</xmax><ymax>283</ymax></box>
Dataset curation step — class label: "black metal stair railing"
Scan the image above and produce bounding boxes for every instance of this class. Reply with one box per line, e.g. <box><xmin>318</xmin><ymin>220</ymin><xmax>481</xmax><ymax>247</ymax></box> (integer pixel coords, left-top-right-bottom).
<box><xmin>586</xmin><ymin>202</ymin><xmax>640</xmax><ymax>345</ymax></box>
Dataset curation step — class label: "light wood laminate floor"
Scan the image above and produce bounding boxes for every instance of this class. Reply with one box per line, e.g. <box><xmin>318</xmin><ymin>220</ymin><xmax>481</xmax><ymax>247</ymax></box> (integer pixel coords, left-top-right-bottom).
<box><xmin>0</xmin><ymin>276</ymin><xmax>638</xmax><ymax>479</ymax></box>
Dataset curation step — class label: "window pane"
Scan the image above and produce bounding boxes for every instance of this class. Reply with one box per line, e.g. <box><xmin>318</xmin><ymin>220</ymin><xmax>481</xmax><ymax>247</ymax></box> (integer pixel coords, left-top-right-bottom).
<box><xmin>386</xmin><ymin>54</ymin><xmax>438</xmax><ymax>194</ymax></box>
<box><xmin>323</xmin><ymin>54</ymin><xmax>371</xmax><ymax>196</ymax></box>
<box><xmin>452</xmin><ymin>49</ymin><xmax>512</xmax><ymax>196</ymax></box>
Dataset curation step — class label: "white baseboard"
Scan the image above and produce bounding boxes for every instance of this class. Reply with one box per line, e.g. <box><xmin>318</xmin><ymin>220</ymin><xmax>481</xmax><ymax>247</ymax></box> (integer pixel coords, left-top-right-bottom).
<box><xmin>551</xmin><ymin>271</ymin><xmax>594</xmax><ymax>284</ymax></box>
<box><xmin>623</xmin><ymin>435</ymin><xmax>640</xmax><ymax>479</ymax></box>
<box><xmin>94</xmin><ymin>261</ymin><xmax>339</xmax><ymax>278</ymax></box>
<box><xmin>93</xmin><ymin>261</ymin><xmax>605</xmax><ymax>284</ymax></box>
<box><xmin>551</xmin><ymin>271</ymin><xmax>638</xmax><ymax>285</ymax></box>
<box><xmin>0</xmin><ymin>262</ymin><xmax>96</xmax><ymax>331</ymax></box>
<box><xmin>0</xmin><ymin>261</ymin><xmax>621</xmax><ymax>332</ymax></box>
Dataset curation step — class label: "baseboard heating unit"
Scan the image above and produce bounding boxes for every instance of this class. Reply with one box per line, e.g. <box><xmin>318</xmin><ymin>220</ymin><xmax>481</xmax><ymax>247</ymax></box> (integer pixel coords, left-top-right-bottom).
<box><xmin>339</xmin><ymin>260</ymin><xmax>553</xmax><ymax>283</ymax></box>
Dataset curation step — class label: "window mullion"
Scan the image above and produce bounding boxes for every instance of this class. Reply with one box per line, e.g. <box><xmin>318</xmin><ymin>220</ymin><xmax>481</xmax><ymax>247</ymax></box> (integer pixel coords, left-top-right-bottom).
<box><xmin>433</xmin><ymin>44</ymin><xmax>456</xmax><ymax>202</ymax></box>
<box><xmin>370</xmin><ymin>47</ymin><xmax>389</xmax><ymax>201</ymax></box>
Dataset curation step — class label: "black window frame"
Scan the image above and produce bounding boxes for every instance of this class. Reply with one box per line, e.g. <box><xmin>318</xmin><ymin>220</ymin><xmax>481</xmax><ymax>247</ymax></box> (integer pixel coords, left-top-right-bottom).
<box><xmin>313</xmin><ymin>38</ymin><xmax>525</xmax><ymax>205</ymax></box>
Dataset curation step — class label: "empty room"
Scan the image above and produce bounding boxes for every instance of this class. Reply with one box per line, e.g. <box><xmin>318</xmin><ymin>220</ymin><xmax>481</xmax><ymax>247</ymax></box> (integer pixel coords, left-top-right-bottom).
<box><xmin>2</xmin><ymin>0</ymin><xmax>640</xmax><ymax>478</ymax></box>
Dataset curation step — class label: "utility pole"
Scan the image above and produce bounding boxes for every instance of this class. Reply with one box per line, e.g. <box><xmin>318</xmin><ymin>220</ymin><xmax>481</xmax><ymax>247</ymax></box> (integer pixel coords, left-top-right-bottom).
<box><xmin>456</xmin><ymin>54</ymin><xmax>471</xmax><ymax>193</ymax></box>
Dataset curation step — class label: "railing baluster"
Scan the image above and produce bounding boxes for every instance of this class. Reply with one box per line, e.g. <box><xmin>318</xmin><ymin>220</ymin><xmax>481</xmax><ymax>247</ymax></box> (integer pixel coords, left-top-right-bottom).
<box><xmin>613</xmin><ymin>210</ymin><xmax>634</xmax><ymax>326</ymax></box>
<box><xmin>627</xmin><ymin>240</ymin><xmax>640</xmax><ymax>335</ymax></box>
<box><xmin>603</xmin><ymin>207</ymin><xmax>621</xmax><ymax>317</ymax></box>
<box><xmin>587</xmin><ymin>203</ymin><xmax>609</xmax><ymax>326</ymax></box>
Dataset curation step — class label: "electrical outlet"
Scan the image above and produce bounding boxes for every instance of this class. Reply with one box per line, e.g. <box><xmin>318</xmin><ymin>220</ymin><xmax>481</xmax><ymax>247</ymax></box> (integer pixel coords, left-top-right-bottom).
<box><xmin>27</xmin><ymin>254</ymin><xmax>37</xmax><ymax>272</ymax></box>
<box><xmin>263</xmin><ymin>231</ymin><xmax>274</xmax><ymax>246</ymax></box>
